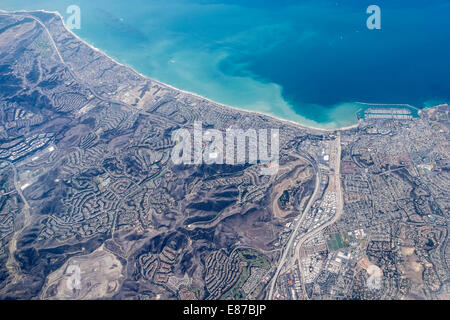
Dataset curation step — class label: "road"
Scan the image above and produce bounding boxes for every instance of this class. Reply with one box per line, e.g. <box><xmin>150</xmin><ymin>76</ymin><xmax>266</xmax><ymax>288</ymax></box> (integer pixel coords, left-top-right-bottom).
<box><xmin>296</xmin><ymin>132</ymin><xmax>343</xmax><ymax>299</ymax></box>
<box><xmin>2</xmin><ymin>161</ymin><xmax>32</xmax><ymax>289</ymax></box>
<box><xmin>18</xmin><ymin>13</ymin><xmax>179</xmax><ymax>128</ymax></box>
<box><xmin>267</xmin><ymin>154</ymin><xmax>321</xmax><ymax>299</ymax></box>
<box><xmin>267</xmin><ymin>132</ymin><xmax>343</xmax><ymax>300</ymax></box>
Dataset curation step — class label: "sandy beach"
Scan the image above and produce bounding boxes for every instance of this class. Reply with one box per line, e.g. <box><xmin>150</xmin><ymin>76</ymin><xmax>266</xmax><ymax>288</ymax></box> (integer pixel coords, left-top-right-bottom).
<box><xmin>2</xmin><ymin>9</ymin><xmax>445</xmax><ymax>134</ymax></box>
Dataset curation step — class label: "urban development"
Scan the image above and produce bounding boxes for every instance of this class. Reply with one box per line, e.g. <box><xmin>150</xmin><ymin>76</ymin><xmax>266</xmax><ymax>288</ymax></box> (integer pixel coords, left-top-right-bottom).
<box><xmin>0</xmin><ymin>10</ymin><xmax>448</xmax><ymax>300</ymax></box>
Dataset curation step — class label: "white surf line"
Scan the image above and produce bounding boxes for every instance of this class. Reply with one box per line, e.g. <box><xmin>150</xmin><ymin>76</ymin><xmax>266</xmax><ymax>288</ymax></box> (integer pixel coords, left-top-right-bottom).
<box><xmin>3</xmin><ymin>9</ymin><xmax>358</xmax><ymax>132</ymax></box>
<box><xmin>2</xmin><ymin>9</ymin><xmax>446</xmax><ymax>131</ymax></box>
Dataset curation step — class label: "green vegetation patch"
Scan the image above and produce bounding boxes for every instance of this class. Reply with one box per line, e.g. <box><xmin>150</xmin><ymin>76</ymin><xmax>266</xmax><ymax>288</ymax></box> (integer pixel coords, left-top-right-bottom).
<box><xmin>327</xmin><ymin>232</ymin><xmax>352</xmax><ymax>251</ymax></box>
<box><xmin>221</xmin><ymin>249</ymin><xmax>270</xmax><ymax>299</ymax></box>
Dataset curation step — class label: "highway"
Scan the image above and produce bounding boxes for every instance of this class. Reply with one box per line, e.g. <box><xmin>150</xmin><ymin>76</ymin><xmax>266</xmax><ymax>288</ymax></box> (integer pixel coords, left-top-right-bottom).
<box><xmin>296</xmin><ymin>132</ymin><xmax>343</xmax><ymax>299</ymax></box>
<box><xmin>267</xmin><ymin>132</ymin><xmax>343</xmax><ymax>300</ymax></box>
<box><xmin>2</xmin><ymin>161</ymin><xmax>32</xmax><ymax>289</ymax></box>
<box><xmin>267</xmin><ymin>153</ymin><xmax>321</xmax><ymax>299</ymax></box>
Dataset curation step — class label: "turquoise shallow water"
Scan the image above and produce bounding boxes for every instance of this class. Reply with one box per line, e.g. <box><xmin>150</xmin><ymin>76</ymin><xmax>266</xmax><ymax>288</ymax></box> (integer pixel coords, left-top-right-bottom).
<box><xmin>2</xmin><ymin>0</ymin><xmax>450</xmax><ymax>128</ymax></box>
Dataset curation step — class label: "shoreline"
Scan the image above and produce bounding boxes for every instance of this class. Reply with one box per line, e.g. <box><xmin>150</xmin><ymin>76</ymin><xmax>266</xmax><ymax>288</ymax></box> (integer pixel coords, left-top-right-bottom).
<box><xmin>46</xmin><ymin>10</ymin><xmax>335</xmax><ymax>133</ymax></box>
<box><xmin>2</xmin><ymin>9</ymin><xmax>446</xmax><ymax>133</ymax></box>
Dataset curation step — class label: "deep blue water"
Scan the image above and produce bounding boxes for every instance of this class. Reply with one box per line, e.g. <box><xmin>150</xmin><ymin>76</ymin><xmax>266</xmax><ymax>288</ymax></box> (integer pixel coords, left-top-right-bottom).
<box><xmin>2</xmin><ymin>0</ymin><xmax>450</xmax><ymax>128</ymax></box>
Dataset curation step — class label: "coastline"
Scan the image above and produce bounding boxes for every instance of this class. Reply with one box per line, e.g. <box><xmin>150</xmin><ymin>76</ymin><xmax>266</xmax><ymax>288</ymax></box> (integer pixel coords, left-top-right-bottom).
<box><xmin>2</xmin><ymin>9</ymin><xmax>446</xmax><ymax>133</ymax></box>
<box><xmin>2</xmin><ymin>9</ymin><xmax>352</xmax><ymax>133</ymax></box>
<box><xmin>50</xmin><ymin>10</ymin><xmax>336</xmax><ymax>133</ymax></box>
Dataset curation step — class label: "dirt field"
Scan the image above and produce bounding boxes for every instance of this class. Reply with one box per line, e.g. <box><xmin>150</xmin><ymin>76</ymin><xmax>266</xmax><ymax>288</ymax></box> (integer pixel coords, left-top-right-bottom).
<box><xmin>40</xmin><ymin>245</ymin><xmax>124</xmax><ymax>300</ymax></box>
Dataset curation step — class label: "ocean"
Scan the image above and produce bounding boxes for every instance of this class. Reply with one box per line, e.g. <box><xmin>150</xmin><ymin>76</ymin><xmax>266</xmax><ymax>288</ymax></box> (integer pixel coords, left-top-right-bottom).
<box><xmin>2</xmin><ymin>0</ymin><xmax>450</xmax><ymax>128</ymax></box>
